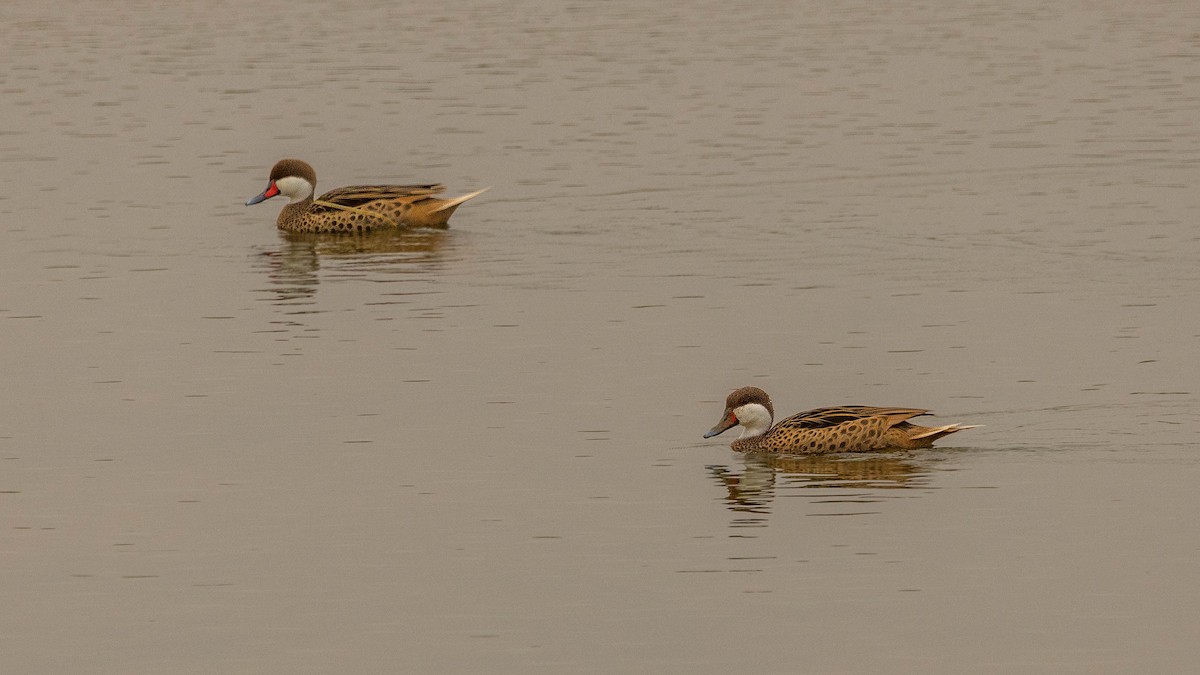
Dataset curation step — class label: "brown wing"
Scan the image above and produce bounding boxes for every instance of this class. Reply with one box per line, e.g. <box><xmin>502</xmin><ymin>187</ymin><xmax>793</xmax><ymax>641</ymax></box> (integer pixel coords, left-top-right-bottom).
<box><xmin>317</xmin><ymin>184</ymin><xmax>446</xmax><ymax>208</ymax></box>
<box><xmin>772</xmin><ymin>406</ymin><xmax>929</xmax><ymax>431</ymax></box>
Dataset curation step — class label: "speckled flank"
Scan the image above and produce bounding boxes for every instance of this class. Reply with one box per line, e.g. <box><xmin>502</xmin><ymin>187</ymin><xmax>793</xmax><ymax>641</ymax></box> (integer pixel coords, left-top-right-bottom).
<box><xmin>735</xmin><ymin>414</ymin><xmax>889</xmax><ymax>453</ymax></box>
<box><xmin>277</xmin><ymin>194</ymin><xmax>470</xmax><ymax>233</ymax></box>
<box><xmin>709</xmin><ymin>386</ymin><xmax>976</xmax><ymax>454</ymax></box>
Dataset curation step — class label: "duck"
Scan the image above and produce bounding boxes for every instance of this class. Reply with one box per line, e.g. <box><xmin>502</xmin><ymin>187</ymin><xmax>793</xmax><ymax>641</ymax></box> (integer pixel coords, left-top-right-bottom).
<box><xmin>704</xmin><ymin>386</ymin><xmax>977</xmax><ymax>453</ymax></box>
<box><xmin>246</xmin><ymin>158</ymin><xmax>487</xmax><ymax>233</ymax></box>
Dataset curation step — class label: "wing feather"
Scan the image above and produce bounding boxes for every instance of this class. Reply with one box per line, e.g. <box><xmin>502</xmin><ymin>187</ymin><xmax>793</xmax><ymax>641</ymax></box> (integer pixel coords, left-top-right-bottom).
<box><xmin>772</xmin><ymin>406</ymin><xmax>929</xmax><ymax>431</ymax></box>
<box><xmin>317</xmin><ymin>184</ymin><xmax>446</xmax><ymax>208</ymax></box>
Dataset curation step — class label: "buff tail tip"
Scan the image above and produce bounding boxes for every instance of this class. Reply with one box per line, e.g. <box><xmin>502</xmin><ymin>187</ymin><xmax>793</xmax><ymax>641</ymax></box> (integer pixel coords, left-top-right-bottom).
<box><xmin>911</xmin><ymin>423</ymin><xmax>982</xmax><ymax>441</ymax></box>
<box><xmin>433</xmin><ymin>186</ymin><xmax>491</xmax><ymax>213</ymax></box>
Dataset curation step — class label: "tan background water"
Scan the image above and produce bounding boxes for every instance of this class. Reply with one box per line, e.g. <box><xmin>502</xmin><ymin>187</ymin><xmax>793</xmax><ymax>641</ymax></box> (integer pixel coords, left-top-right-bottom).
<box><xmin>2</xmin><ymin>1</ymin><xmax>1198</xmax><ymax>672</ymax></box>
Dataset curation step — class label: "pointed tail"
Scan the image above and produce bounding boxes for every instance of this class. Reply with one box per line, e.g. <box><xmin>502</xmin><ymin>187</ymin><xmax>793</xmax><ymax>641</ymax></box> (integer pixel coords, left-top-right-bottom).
<box><xmin>433</xmin><ymin>187</ymin><xmax>490</xmax><ymax>213</ymax></box>
<box><xmin>910</xmin><ymin>423</ymin><xmax>982</xmax><ymax>442</ymax></box>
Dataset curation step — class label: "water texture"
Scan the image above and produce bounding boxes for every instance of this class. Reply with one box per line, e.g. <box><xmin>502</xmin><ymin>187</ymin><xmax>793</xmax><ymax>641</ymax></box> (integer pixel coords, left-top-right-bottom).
<box><xmin>1</xmin><ymin>1</ymin><xmax>1198</xmax><ymax>673</ymax></box>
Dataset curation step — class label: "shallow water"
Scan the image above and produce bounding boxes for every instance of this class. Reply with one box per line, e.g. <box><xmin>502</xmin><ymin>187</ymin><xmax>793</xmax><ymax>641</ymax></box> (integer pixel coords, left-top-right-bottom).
<box><xmin>2</xmin><ymin>0</ymin><xmax>1199</xmax><ymax>672</ymax></box>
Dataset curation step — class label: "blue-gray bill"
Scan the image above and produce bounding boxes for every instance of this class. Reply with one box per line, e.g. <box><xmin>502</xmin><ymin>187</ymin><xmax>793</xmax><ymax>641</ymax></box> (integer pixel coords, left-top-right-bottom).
<box><xmin>704</xmin><ymin>413</ymin><xmax>737</xmax><ymax>438</ymax></box>
<box><xmin>246</xmin><ymin>181</ymin><xmax>280</xmax><ymax>206</ymax></box>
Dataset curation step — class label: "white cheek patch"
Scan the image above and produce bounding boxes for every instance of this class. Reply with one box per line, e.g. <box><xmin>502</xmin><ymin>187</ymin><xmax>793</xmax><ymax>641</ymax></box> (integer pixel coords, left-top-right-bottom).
<box><xmin>734</xmin><ymin>403</ymin><xmax>773</xmax><ymax>438</ymax></box>
<box><xmin>275</xmin><ymin>175</ymin><xmax>314</xmax><ymax>202</ymax></box>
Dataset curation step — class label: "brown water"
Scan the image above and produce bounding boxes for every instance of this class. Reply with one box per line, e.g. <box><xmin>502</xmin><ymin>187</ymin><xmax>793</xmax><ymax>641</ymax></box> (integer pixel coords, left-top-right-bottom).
<box><xmin>3</xmin><ymin>1</ymin><xmax>1199</xmax><ymax>672</ymax></box>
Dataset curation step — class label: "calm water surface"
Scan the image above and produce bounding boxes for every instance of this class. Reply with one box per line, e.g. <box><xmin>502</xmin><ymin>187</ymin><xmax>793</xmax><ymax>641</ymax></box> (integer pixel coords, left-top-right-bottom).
<box><xmin>2</xmin><ymin>1</ymin><xmax>1198</xmax><ymax>673</ymax></box>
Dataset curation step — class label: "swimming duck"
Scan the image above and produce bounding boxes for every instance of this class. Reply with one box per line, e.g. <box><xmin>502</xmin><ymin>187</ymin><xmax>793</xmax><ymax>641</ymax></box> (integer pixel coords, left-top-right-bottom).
<box><xmin>704</xmin><ymin>386</ymin><xmax>977</xmax><ymax>453</ymax></box>
<box><xmin>246</xmin><ymin>158</ymin><xmax>487</xmax><ymax>233</ymax></box>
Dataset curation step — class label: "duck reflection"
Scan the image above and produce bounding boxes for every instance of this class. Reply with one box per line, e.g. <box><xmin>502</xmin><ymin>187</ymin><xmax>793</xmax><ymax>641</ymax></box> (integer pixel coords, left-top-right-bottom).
<box><xmin>255</xmin><ymin>229</ymin><xmax>453</xmax><ymax>304</ymax></box>
<box><xmin>707</xmin><ymin>452</ymin><xmax>929</xmax><ymax>520</ymax></box>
